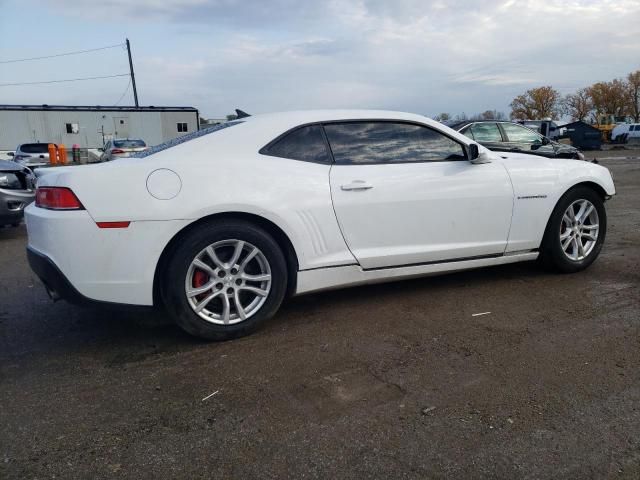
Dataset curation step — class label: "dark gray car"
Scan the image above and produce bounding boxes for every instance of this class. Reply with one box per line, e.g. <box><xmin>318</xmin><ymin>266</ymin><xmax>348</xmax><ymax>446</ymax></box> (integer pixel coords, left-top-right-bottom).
<box><xmin>447</xmin><ymin>120</ymin><xmax>585</xmax><ymax>160</ymax></box>
<box><xmin>0</xmin><ymin>160</ymin><xmax>36</xmax><ymax>227</ymax></box>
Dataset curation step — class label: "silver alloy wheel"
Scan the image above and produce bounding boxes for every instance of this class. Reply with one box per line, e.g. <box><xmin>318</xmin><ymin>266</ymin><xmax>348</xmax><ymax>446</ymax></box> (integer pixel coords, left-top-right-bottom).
<box><xmin>560</xmin><ymin>199</ymin><xmax>599</xmax><ymax>261</ymax></box>
<box><xmin>185</xmin><ymin>239</ymin><xmax>272</xmax><ymax>325</ymax></box>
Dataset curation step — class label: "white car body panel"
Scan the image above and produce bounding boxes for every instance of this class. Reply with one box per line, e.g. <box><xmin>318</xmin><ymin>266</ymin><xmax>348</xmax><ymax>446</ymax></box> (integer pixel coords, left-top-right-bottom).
<box><xmin>330</xmin><ymin>160</ymin><xmax>513</xmax><ymax>268</ymax></box>
<box><xmin>25</xmin><ymin>206</ymin><xmax>191</xmax><ymax>304</ymax></box>
<box><xmin>296</xmin><ymin>251</ymin><xmax>540</xmax><ymax>294</ymax></box>
<box><xmin>26</xmin><ymin>110</ymin><xmax>616</xmax><ymax>306</ymax></box>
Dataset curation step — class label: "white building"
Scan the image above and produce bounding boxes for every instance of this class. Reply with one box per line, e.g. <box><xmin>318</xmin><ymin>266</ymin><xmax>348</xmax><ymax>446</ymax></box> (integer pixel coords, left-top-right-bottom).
<box><xmin>0</xmin><ymin>104</ymin><xmax>200</xmax><ymax>150</ymax></box>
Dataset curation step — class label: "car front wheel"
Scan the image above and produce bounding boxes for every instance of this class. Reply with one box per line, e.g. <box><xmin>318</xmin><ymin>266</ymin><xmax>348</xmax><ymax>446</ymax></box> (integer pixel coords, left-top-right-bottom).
<box><xmin>162</xmin><ymin>220</ymin><xmax>288</xmax><ymax>340</ymax></box>
<box><xmin>539</xmin><ymin>186</ymin><xmax>607</xmax><ymax>273</ymax></box>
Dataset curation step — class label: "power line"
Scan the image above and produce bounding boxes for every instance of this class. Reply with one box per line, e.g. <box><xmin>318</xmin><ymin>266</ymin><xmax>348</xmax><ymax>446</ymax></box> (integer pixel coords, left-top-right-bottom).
<box><xmin>0</xmin><ymin>73</ymin><xmax>130</xmax><ymax>87</ymax></box>
<box><xmin>0</xmin><ymin>43</ymin><xmax>125</xmax><ymax>64</ymax></box>
<box><xmin>114</xmin><ymin>77</ymin><xmax>132</xmax><ymax>106</ymax></box>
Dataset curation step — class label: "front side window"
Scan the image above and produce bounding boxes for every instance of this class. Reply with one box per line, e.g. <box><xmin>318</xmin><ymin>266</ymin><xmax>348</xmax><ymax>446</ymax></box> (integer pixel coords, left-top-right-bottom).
<box><xmin>501</xmin><ymin>123</ymin><xmax>543</xmax><ymax>143</ymax></box>
<box><xmin>324</xmin><ymin>121</ymin><xmax>466</xmax><ymax>165</ymax></box>
<box><xmin>261</xmin><ymin>125</ymin><xmax>331</xmax><ymax>164</ymax></box>
<box><xmin>469</xmin><ymin>123</ymin><xmax>503</xmax><ymax>142</ymax></box>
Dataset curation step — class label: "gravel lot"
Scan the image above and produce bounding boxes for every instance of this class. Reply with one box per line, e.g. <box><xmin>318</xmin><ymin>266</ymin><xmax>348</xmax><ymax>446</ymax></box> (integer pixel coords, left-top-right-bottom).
<box><xmin>1</xmin><ymin>154</ymin><xmax>639</xmax><ymax>479</ymax></box>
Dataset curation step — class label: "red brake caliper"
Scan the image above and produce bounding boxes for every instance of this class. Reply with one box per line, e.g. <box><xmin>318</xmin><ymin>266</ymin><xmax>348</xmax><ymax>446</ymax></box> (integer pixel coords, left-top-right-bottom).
<box><xmin>193</xmin><ymin>270</ymin><xmax>210</xmax><ymax>300</ymax></box>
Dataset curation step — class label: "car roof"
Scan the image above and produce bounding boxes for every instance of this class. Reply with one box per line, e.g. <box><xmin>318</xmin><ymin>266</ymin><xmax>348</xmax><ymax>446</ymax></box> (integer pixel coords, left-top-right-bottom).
<box><xmin>244</xmin><ymin>109</ymin><xmax>433</xmax><ymax>126</ymax></box>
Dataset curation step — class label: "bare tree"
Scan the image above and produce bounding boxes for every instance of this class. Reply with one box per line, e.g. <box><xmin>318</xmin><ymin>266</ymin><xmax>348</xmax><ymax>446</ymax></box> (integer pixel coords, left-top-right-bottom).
<box><xmin>627</xmin><ymin>70</ymin><xmax>640</xmax><ymax>122</ymax></box>
<box><xmin>562</xmin><ymin>88</ymin><xmax>593</xmax><ymax>122</ymax></box>
<box><xmin>588</xmin><ymin>79</ymin><xmax>629</xmax><ymax>120</ymax></box>
<box><xmin>479</xmin><ymin>110</ymin><xmax>505</xmax><ymax>120</ymax></box>
<box><xmin>434</xmin><ymin>112</ymin><xmax>451</xmax><ymax>122</ymax></box>
<box><xmin>510</xmin><ymin>86</ymin><xmax>561</xmax><ymax>120</ymax></box>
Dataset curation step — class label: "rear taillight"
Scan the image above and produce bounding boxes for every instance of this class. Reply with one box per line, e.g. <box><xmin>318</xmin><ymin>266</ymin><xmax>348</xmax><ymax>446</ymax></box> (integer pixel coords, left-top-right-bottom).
<box><xmin>35</xmin><ymin>187</ymin><xmax>84</xmax><ymax>210</ymax></box>
<box><xmin>111</xmin><ymin>148</ymin><xmax>125</xmax><ymax>154</ymax></box>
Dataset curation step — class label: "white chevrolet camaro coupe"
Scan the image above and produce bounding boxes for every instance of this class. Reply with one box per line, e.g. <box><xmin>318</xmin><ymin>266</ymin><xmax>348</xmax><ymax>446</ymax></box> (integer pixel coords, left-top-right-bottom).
<box><xmin>26</xmin><ymin>110</ymin><xmax>615</xmax><ymax>340</ymax></box>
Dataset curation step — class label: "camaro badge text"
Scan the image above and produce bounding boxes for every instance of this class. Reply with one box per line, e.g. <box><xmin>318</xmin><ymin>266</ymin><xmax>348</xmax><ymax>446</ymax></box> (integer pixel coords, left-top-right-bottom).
<box><xmin>518</xmin><ymin>195</ymin><xmax>548</xmax><ymax>200</ymax></box>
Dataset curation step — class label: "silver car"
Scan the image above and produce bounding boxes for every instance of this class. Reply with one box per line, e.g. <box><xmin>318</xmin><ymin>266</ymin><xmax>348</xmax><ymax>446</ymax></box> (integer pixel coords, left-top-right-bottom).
<box><xmin>100</xmin><ymin>138</ymin><xmax>147</xmax><ymax>161</ymax></box>
<box><xmin>8</xmin><ymin>143</ymin><xmax>51</xmax><ymax>169</ymax></box>
<box><xmin>0</xmin><ymin>160</ymin><xmax>35</xmax><ymax>227</ymax></box>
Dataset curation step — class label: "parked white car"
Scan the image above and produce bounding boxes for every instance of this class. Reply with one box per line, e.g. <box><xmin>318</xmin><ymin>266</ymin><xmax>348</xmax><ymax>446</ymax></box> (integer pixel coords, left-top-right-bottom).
<box><xmin>8</xmin><ymin>143</ymin><xmax>52</xmax><ymax>168</ymax></box>
<box><xmin>99</xmin><ymin>138</ymin><xmax>147</xmax><ymax>161</ymax></box>
<box><xmin>25</xmin><ymin>110</ymin><xmax>615</xmax><ymax>340</ymax></box>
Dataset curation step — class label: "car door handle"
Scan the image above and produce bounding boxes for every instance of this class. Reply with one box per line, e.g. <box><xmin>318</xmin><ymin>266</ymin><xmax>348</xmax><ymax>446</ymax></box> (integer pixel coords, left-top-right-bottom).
<box><xmin>341</xmin><ymin>181</ymin><xmax>373</xmax><ymax>191</ymax></box>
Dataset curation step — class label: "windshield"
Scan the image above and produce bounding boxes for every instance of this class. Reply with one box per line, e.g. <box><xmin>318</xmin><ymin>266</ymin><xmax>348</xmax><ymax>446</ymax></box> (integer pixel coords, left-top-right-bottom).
<box><xmin>113</xmin><ymin>139</ymin><xmax>146</xmax><ymax>148</ymax></box>
<box><xmin>133</xmin><ymin>121</ymin><xmax>244</xmax><ymax>158</ymax></box>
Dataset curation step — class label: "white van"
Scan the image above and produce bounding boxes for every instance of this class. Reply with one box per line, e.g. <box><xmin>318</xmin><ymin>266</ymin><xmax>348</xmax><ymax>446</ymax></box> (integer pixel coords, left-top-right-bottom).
<box><xmin>612</xmin><ymin>123</ymin><xmax>640</xmax><ymax>143</ymax></box>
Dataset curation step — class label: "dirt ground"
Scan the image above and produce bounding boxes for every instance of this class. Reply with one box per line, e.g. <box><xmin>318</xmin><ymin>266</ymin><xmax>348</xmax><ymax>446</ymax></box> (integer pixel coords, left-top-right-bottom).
<box><xmin>1</xmin><ymin>154</ymin><xmax>639</xmax><ymax>479</ymax></box>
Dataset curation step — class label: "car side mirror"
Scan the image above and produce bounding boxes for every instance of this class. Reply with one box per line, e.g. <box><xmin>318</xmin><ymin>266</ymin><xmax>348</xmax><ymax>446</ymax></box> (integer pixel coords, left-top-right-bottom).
<box><xmin>7</xmin><ymin>152</ymin><xmax>14</xmax><ymax>157</ymax></box>
<box><xmin>469</xmin><ymin>143</ymin><xmax>479</xmax><ymax>160</ymax></box>
<box><xmin>469</xmin><ymin>144</ymin><xmax>492</xmax><ymax>164</ymax></box>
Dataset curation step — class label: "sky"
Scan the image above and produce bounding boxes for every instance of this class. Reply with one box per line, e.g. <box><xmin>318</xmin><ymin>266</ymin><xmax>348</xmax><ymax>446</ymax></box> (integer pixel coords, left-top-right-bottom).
<box><xmin>0</xmin><ymin>0</ymin><xmax>638</xmax><ymax>119</ymax></box>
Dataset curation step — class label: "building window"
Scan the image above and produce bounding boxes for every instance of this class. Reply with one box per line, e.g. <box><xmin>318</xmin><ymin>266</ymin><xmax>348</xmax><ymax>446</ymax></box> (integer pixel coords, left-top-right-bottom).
<box><xmin>177</xmin><ymin>122</ymin><xmax>188</xmax><ymax>133</ymax></box>
<box><xmin>65</xmin><ymin>123</ymin><xmax>79</xmax><ymax>134</ymax></box>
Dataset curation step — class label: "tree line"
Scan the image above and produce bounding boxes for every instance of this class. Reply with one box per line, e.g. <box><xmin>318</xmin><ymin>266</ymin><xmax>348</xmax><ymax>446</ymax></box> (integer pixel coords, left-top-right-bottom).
<box><xmin>509</xmin><ymin>70</ymin><xmax>639</xmax><ymax>122</ymax></box>
<box><xmin>435</xmin><ymin>69</ymin><xmax>639</xmax><ymax>124</ymax></box>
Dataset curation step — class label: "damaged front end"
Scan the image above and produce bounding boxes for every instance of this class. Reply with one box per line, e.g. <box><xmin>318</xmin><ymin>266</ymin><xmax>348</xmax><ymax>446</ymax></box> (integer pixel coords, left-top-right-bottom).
<box><xmin>0</xmin><ymin>160</ymin><xmax>36</xmax><ymax>226</ymax></box>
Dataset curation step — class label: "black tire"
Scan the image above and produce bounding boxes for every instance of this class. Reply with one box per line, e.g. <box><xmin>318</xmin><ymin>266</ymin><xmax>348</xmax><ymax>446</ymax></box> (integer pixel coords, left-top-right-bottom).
<box><xmin>12</xmin><ymin>222</ymin><xmax>21</xmax><ymax>227</ymax></box>
<box><xmin>539</xmin><ymin>186</ymin><xmax>607</xmax><ymax>273</ymax></box>
<box><xmin>161</xmin><ymin>219</ymin><xmax>288</xmax><ymax>341</ymax></box>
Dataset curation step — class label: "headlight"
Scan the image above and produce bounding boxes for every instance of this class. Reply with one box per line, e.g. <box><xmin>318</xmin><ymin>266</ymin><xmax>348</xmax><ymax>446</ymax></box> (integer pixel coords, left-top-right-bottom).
<box><xmin>0</xmin><ymin>173</ymin><xmax>22</xmax><ymax>189</ymax></box>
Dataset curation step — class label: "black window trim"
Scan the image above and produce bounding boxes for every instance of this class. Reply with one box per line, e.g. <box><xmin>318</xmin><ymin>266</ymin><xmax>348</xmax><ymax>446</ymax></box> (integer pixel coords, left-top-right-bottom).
<box><xmin>259</xmin><ymin>119</ymin><xmax>472</xmax><ymax>166</ymax></box>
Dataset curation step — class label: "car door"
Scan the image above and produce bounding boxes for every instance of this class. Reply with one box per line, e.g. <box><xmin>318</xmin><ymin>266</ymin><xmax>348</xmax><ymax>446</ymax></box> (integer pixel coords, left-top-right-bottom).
<box><xmin>327</xmin><ymin>121</ymin><xmax>514</xmax><ymax>269</ymax></box>
<box><xmin>499</xmin><ymin>122</ymin><xmax>556</xmax><ymax>157</ymax></box>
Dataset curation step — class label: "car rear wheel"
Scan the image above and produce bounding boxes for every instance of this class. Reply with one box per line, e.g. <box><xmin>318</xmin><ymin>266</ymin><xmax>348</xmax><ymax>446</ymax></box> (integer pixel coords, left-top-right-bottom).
<box><xmin>162</xmin><ymin>220</ymin><xmax>288</xmax><ymax>340</ymax></box>
<box><xmin>539</xmin><ymin>186</ymin><xmax>606</xmax><ymax>273</ymax></box>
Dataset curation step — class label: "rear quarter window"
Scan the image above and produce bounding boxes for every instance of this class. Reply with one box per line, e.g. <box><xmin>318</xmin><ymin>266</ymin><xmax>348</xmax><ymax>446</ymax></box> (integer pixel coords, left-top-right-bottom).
<box><xmin>260</xmin><ymin>125</ymin><xmax>331</xmax><ymax>164</ymax></box>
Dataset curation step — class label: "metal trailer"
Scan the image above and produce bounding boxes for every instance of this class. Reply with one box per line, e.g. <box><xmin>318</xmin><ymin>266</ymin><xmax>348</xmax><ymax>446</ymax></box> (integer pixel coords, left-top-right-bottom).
<box><xmin>0</xmin><ymin>105</ymin><xmax>199</xmax><ymax>150</ymax></box>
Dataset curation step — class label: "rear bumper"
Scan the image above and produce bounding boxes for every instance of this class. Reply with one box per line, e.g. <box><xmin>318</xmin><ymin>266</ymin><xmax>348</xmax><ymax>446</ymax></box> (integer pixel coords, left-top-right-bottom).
<box><xmin>0</xmin><ymin>189</ymin><xmax>34</xmax><ymax>225</ymax></box>
<box><xmin>24</xmin><ymin>203</ymin><xmax>191</xmax><ymax>306</ymax></box>
<box><xmin>27</xmin><ymin>246</ymin><xmax>87</xmax><ymax>305</ymax></box>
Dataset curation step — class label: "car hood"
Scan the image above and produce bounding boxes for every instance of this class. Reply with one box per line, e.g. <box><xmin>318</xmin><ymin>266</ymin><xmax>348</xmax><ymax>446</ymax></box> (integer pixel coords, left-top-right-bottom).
<box><xmin>0</xmin><ymin>159</ymin><xmax>27</xmax><ymax>171</ymax></box>
<box><xmin>549</xmin><ymin>140</ymin><xmax>578</xmax><ymax>153</ymax></box>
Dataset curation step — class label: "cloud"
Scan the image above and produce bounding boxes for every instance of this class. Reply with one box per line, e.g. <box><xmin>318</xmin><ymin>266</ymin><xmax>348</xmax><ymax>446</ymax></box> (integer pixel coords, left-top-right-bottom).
<box><xmin>10</xmin><ymin>0</ymin><xmax>640</xmax><ymax>117</ymax></box>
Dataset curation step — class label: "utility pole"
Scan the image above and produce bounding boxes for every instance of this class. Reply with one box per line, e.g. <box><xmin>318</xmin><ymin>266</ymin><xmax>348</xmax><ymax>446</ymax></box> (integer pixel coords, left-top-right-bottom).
<box><xmin>125</xmin><ymin>38</ymin><xmax>139</xmax><ymax>107</ymax></box>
